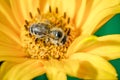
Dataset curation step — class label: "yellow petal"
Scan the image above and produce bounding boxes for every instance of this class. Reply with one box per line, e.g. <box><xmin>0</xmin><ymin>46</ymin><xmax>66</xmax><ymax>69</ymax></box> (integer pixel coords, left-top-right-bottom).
<box><xmin>68</xmin><ymin>35</ymin><xmax>120</xmax><ymax>60</ymax></box>
<box><xmin>10</xmin><ymin>0</ymin><xmax>40</xmax><ymax>22</ymax></box>
<box><xmin>75</xmin><ymin>0</ymin><xmax>89</xmax><ymax>28</ymax></box>
<box><xmin>67</xmin><ymin>35</ymin><xmax>97</xmax><ymax>55</ymax></box>
<box><xmin>0</xmin><ymin>31</ymin><xmax>19</xmax><ymax>46</ymax></box>
<box><xmin>61</xmin><ymin>0</ymin><xmax>76</xmax><ymax>19</ymax></box>
<box><xmin>76</xmin><ymin>0</ymin><xmax>120</xmax><ymax>35</ymax></box>
<box><xmin>0</xmin><ymin>22</ymin><xmax>27</xmax><ymax>57</ymax></box>
<box><xmin>0</xmin><ymin>23</ymin><xmax>20</xmax><ymax>45</ymax></box>
<box><xmin>2</xmin><ymin>60</ymin><xmax>45</xmax><ymax>80</ymax></box>
<box><xmin>98</xmin><ymin>34</ymin><xmax>120</xmax><ymax>42</ymax></box>
<box><xmin>84</xmin><ymin>34</ymin><xmax>120</xmax><ymax>60</ymax></box>
<box><xmin>0</xmin><ymin>56</ymin><xmax>28</xmax><ymax>62</ymax></box>
<box><xmin>0</xmin><ymin>48</ymin><xmax>23</xmax><ymax>57</ymax></box>
<box><xmin>39</xmin><ymin>0</ymin><xmax>48</xmax><ymax>12</ymax></box>
<box><xmin>66</xmin><ymin>53</ymin><xmax>117</xmax><ymax>79</ymax></box>
<box><xmin>9</xmin><ymin>0</ymin><xmax>24</xmax><ymax>27</ymax></box>
<box><xmin>46</xmin><ymin>0</ymin><xmax>75</xmax><ymax>19</ymax></box>
<box><xmin>0</xmin><ymin>62</ymin><xmax>17</xmax><ymax>79</ymax></box>
<box><xmin>0</xmin><ymin>0</ymin><xmax>20</xmax><ymax>32</ymax></box>
<box><xmin>45</xmin><ymin>60</ymin><xmax>67</xmax><ymax>80</ymax></box>
<box><xmin>0</xmin><ymin>33</ymin><xmax>26</xmax><ymax>57</ymax></box>
<box><xmin>0</xmin><ymin>30</ymin><xmax>26</xmax><ymax>57</ymax></box>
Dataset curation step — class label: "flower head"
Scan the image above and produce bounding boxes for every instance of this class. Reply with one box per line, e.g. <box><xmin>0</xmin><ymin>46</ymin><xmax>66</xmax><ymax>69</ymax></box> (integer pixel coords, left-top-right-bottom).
<box><xmin>0</xmin><ymin>0</ymin><xmax>120</xmax><ymax>80</ymax></box>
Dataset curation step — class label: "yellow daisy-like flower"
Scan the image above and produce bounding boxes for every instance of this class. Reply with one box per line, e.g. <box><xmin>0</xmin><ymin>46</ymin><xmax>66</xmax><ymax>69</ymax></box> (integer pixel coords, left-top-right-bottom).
<box><xmin>0</xmin><ymin>0</ymin><xmax>120</xmax><ymax>80</ymax></box>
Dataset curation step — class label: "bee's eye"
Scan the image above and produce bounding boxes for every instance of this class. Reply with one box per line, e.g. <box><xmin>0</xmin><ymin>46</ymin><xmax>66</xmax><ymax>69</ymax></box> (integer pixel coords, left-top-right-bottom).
<box><xmin>51</xmin><ymin>30</ymin><xmax>63</xmax><ymax>39</ymax></box>
<box><xmin>56</xmin><ymin>31</ymin><xmax>62</xmax><ymax>38</ymax></box>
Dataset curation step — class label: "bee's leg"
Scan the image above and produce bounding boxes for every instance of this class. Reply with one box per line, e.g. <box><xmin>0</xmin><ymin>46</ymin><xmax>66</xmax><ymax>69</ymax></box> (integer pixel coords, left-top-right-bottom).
<box><xmin>67</xmin><ymin>28</ymin><xmax>70</xmax><ymax>35</ymax></box>
<box><xmin>36</xmin><ymin>35</ymin><xmax>45</xmax><ymax>38</ymax></box>
<box><xmin>45</xmin><ymin>37</ymin><xmax>49</xmax><ymax>43</ymax></box>
<box><xmin>65</xmin><ymin>28</ymin><xmax>70</xmax><ymax>36</ymax></box>
<box><xmin>61</xmin><ymin>35</ymin><xmax>67</xmax><ymax>44</ymax></box>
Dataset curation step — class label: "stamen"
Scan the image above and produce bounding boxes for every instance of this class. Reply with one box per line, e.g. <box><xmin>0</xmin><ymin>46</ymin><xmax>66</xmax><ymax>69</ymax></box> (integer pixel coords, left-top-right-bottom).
<box><xmin>67</xmin><ymin>17</ymin><xmax>70</xmax><ymax>24</ymax></box>
<box><xmin>37</xmin><ymin>8</ymin><xmax>41</xmax><ymax>14</ymax></box>
<box><xmin>64</xmin><ymin>12</ymin><xmax>66</xmax><ymax>19</ymax></box>
<box><xmin>56</xmin><ymin>7</ymin><xmax>58</xmax><ymax>13</ymax></box>
<box><xmin>49</xmin><ymin>6</ymin><xmax>52</xmax><ymax>13</ymax></box>
<box><xmin>25</xmin><ymin>20</ymin><xmax>29</xmax><ymax>25</ymax></box>
<box><xmin>24</xmin><ymin>25</ymin><xmax>28</xmax><ymax>30</ymax></box>
<box><xmin>29</xmin><ymin>33</ymin><xmax>32</xmax><ymax>37</ymax></box>
<box><xmin>29</xmin><ymin>12</ymin><xmax>33</xmax><ymax>19</ymax></box>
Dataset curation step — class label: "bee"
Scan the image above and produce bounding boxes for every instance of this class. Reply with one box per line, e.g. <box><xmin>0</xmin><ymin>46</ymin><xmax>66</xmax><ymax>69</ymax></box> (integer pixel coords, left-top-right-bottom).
<box><xmin>29</xmin><ymin>23</ymin><xmax>67</xmax><ymax>45</ymax></box>
<box><xmin>29</xmin><ymin>23</ymin><xmax>50</xmax><ymax>38</ymax></box>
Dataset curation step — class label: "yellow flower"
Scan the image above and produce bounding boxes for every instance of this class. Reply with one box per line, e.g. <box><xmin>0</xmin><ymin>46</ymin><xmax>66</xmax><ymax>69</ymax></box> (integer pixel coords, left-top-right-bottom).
<box><xmin>0</xmin><ymin>0</ymin><xmax>120</xmax><ymax>80</ymax></box>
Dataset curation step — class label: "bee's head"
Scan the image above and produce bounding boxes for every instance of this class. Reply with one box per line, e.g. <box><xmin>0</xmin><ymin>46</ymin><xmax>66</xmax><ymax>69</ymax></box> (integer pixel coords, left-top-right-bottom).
<box><xmin>50</xmin><ymin>28</ymin><xmax>64</xmax><ymax>40</ymax></box>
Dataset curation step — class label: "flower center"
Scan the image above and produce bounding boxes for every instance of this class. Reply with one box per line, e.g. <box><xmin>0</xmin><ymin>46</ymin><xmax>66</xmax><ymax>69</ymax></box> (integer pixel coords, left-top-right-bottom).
<box><xmin>21</xmin><ymin>6</ymin><xmax>76</xmax><ymax>60</ymax></box>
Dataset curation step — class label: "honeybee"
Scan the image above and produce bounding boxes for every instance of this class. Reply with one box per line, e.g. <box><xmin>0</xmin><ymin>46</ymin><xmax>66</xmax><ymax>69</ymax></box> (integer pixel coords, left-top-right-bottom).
<box><xmin>29</xmin><ymin>23</ymin><xmax>50</xmax><ymax>38</ymax></box>
<box><xmin>29</xmin><ymin>23</ymin><xmax>67</xmax><ymax>45</ymax></box>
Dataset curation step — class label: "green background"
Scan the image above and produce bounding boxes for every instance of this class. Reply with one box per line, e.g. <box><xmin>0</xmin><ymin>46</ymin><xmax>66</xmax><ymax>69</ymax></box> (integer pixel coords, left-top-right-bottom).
<box><xmin>33</xmin><ymin>14</ymin><xmax>120</xmax><ymax>80</ymax></box>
